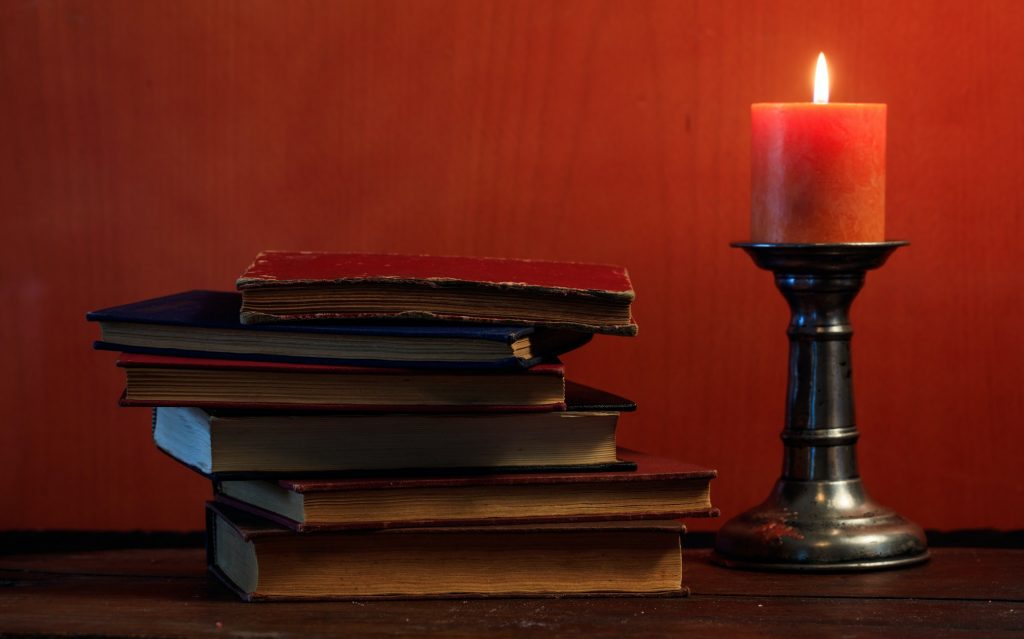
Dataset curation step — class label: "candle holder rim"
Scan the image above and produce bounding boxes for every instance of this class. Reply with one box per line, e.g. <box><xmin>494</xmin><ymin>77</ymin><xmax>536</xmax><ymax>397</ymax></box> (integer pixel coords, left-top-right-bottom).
<box><xmin>730</xmin><ymin>240</ymin><xmax>909</xmax><ymax>249</ymax></box>
<box><xmin>729</xmin><ymin>240</ymin><xmax>908</xmax><ymax>271</ymax></box>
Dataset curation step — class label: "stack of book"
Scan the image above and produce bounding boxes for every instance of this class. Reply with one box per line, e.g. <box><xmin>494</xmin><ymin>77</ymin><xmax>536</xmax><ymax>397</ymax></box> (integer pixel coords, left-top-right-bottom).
<box><xmin>88</xmin><ymin>251</ymin><xmax>717</xmax><ymax>600</ymax></box>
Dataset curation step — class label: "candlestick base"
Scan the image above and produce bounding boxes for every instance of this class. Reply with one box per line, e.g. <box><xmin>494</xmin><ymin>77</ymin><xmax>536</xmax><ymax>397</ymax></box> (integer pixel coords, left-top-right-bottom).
<box><xmin>713</xmin><ymin>478</ymin><xmax>928</xmax><ymax>571</ymax></box>
<box><xmin>713</xmin><ymin>242</ymin><xmax>928</xmax><ymax>572</ymax></box>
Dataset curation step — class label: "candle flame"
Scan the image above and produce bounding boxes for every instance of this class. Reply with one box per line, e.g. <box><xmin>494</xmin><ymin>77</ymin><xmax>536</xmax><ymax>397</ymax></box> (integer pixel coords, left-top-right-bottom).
<box><xmin>814</xmin><ymin>52</ymin><xmax>829</xmax><ymax>104</ymax></box>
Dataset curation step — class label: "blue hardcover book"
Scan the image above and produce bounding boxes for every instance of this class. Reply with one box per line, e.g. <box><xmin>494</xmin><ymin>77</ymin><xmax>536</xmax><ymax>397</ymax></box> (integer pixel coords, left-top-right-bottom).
<box><xmin>87</xmin><ymin>291</ymin><xmax>591</xmax><ymax>369</ymax></box>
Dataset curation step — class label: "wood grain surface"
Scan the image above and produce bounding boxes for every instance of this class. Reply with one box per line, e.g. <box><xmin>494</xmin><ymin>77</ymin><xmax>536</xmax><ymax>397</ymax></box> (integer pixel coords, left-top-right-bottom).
<box><xmin>0</xmin><ymin>0</ymin><xmax>1021</xmax><ymax>531</ymax></box>
<box><xmin>0</xmin><ymin>548</ymin><xmax>1022</xmax><ymax>637</ymax></box>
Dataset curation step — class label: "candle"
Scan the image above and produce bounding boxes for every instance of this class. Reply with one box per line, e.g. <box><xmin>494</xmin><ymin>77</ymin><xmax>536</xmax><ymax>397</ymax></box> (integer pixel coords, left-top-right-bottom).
<box><xmin>751</xmin><ymin>53</ymin><xmax>886</xmax><ymax>243</ymax></box>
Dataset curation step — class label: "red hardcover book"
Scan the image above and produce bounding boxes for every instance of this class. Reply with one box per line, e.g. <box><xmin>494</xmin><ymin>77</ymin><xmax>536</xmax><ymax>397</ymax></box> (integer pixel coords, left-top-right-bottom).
<box><xmin>235</xmin><ymin>251</ymin><xmax>637</xmax><ymax>335</ymax></box>
<box><xmin>214</xmin><ymin>449</ymin><xmax>718</xmax><ymax>531</ymax></box>
<box><xmin>117</xmin><ymin>353</ymin><xmax>565</xmax><ymax>411</ymax></box>
<box><xmin>207</xmin><ymin>502</ymin><xmax>686</xmax><ymax>601</ymax></box>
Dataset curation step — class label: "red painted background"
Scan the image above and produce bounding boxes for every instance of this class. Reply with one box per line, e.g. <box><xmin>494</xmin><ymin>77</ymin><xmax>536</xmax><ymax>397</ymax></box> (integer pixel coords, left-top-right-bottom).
<box><xmin>1</xmin><ymin>1</ymin><xmax>1021</xmax><ymax>532</ymax></box>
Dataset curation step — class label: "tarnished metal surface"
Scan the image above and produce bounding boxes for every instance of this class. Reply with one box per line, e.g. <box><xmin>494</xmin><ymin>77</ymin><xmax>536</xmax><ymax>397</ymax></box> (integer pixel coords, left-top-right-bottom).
<box><xmin>714</xmin><ymin>242</ymin><xmax>928</xmax><ymax>571</ymax></box>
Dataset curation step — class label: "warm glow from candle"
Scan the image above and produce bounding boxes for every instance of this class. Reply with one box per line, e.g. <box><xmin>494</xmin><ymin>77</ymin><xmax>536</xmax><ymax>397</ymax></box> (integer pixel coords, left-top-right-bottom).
<box><xmin>814</xmin><ymin>52</ymin><xmax>829</xmax><ymax>104</ymax></box>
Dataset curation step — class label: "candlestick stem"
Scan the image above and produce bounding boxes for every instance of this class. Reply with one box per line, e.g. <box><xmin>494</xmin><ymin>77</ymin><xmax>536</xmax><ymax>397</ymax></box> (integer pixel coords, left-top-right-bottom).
<box><xmin>714</xmin><ymin>242</ymin><xmax>928</xmax><ymax>571</ymax></box>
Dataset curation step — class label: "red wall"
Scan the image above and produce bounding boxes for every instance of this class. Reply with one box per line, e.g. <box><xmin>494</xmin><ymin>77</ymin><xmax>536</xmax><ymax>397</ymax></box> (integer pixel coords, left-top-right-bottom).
<box><xmin>1</xmin><ymin>0</ymin><xmax>1021</xmax><ymax>532</ymax></box>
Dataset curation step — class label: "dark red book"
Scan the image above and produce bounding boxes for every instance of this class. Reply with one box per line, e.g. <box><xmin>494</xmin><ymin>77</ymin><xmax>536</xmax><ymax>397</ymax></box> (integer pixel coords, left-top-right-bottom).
<box><xmin>214</xmin><ymin>448</ymin><xmax>717</xmax><ymax>531</ymax></box>
<box><xmin>117</xmin><ymin>352</ymin><xmax>565</xmax><ymax>411</ymax></box>
<box><xmin>207</xmin><ymin>502</ymin><xmax>686</xmax><ymax>601</ymax></box>
<box><xmin>235</xmin><ymin>251</ymin><xmax>637</xmax><ymax>335</ymax></box>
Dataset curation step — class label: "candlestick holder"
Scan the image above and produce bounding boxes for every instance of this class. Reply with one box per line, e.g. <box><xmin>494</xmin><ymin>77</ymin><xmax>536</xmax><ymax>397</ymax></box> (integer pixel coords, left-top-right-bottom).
<box><xmin>713</xmin><ymin>241</ymin><xmax>929</xmax><ymax>571</ymax></box>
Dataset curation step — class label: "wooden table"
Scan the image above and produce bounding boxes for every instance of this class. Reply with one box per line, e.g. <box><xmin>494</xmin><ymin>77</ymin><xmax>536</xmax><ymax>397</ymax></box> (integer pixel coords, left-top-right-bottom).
<box><xmin>1</xmin><ymin>546</ymin><xmax>1022</xmax><ymax>637</ymax></box>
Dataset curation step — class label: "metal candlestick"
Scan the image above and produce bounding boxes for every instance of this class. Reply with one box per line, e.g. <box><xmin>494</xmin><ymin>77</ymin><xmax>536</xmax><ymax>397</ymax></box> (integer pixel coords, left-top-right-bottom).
<box><xmin>713</xmin><ymin>241</ymin><xmax>929</xmax><ymax>571</ymax></box>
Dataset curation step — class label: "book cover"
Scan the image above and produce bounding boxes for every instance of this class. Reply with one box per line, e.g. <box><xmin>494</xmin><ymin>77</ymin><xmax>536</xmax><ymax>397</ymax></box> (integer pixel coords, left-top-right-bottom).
<box><xmin>275</xmin><ymin>449</ymin><xmax>711</xmax><ymax>492</ymax></box>
<box><xmin>237</xmin><ymin>252</ymin><xmax>635</xmax><ymax>297</ymax></box>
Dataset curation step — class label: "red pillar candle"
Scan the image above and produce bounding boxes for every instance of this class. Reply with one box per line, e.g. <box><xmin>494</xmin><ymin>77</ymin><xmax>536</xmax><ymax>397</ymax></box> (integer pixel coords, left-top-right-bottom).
<box><xmin>751</xmin><ymin>54</ymin><xmax>886</xmax><ymax>243</ymax></box>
